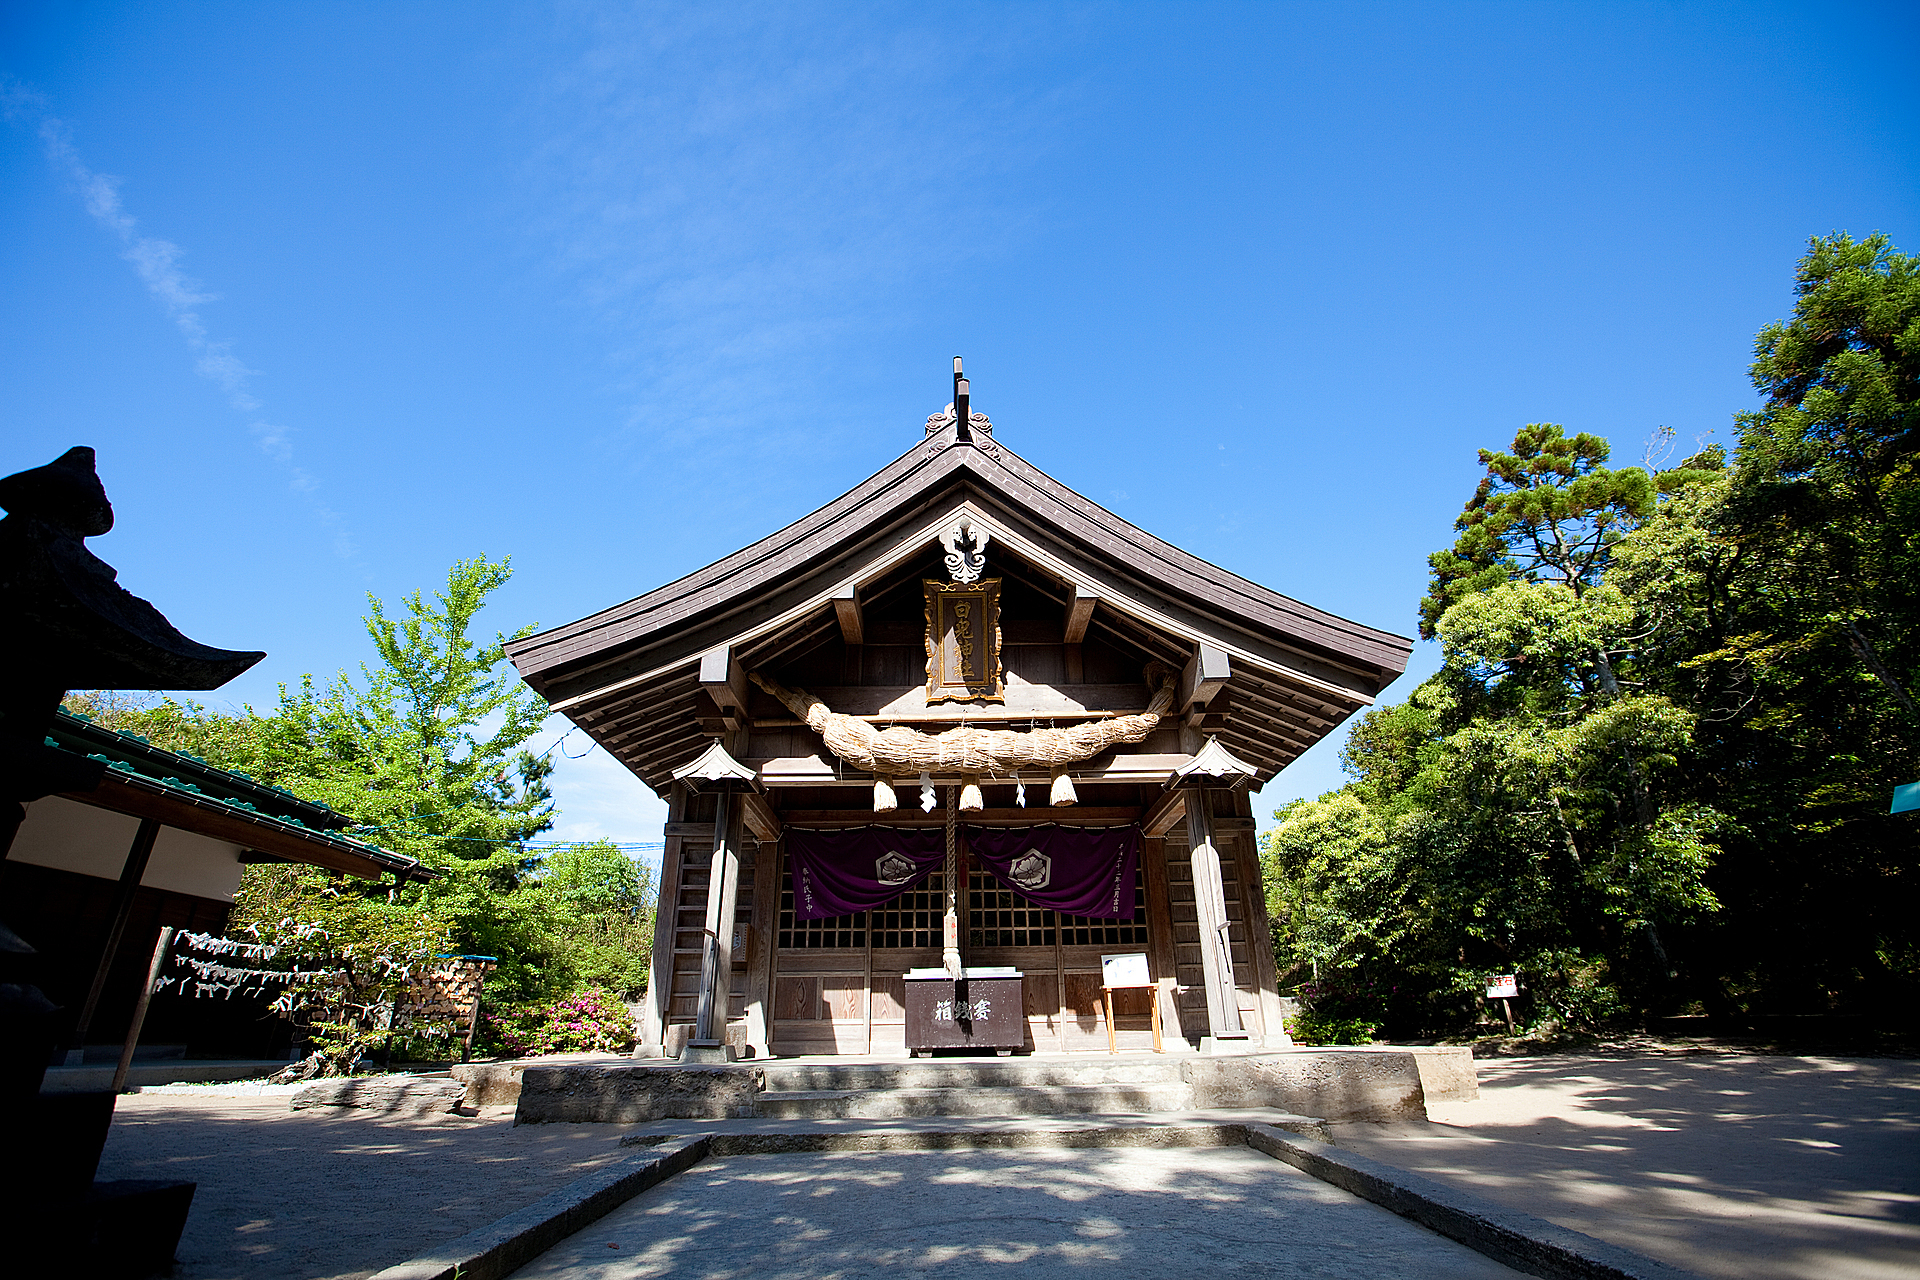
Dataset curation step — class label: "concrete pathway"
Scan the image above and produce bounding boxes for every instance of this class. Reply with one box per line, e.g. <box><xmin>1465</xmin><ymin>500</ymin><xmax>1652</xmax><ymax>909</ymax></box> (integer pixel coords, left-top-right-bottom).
<box><xmin>96</xmin><ymin>1094</ymin><xmax>630</xmax><ymax>1280</ymax></box>
<box><xmin>505</xmin><ymin>1145</ymin><xmax>1525</xmax><ymax>1279</ymax></box>
<box><xmin>1331</xmin><ymin>1053</ymin><xmax>1920</xmax><ymax>1280</ymax></box>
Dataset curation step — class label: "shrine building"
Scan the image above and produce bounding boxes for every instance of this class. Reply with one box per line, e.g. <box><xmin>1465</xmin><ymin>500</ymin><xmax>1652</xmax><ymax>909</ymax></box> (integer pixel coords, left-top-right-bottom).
<box><xmin>506</xmin><ymin>365</ymin><xmax>1411</xmax><ymax>1059</ymax></box>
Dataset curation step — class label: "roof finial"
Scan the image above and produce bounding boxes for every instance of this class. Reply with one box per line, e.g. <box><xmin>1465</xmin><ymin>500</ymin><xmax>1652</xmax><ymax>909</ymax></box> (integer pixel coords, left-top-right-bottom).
<box><xmin>953</xmin><ymin>356</ymin><xmax>972</xmax><ymax>445</ymax></box>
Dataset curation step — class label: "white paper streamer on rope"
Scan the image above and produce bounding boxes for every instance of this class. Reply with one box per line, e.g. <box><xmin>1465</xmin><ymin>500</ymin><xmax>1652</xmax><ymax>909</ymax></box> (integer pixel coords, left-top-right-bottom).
<box><xmin>175</xmin><ymin>930</ymin><xmax>281</xmax><ymax>961</ymax></box>
<box><xmin>166</xmin><ymin>932</ymin><xmax>325</xmax><ymax>1000</ymax></box>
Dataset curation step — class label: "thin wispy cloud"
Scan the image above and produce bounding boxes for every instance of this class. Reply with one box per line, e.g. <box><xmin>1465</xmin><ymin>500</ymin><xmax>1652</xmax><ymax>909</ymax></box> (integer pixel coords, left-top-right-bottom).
<box><xmin>5</xmin><ymin>82</ymin><xmax>353</xmax><ymax>556</ymax></box>
<box><xmin>521</xmin><ymin>4</ymin><xmax>1081</xmax><ymax>458</ymax></box>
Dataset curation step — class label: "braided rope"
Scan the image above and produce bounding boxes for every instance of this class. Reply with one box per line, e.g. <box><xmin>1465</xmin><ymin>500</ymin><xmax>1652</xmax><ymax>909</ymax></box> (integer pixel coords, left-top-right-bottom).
<box><xmin>750</xmin><ymin>662</ymin><xmax>1176</xmax><ymax>777</ymax></box>
<box><xmin>943</xmin><ymin>783</ymin><xmax>962</xmax><ymax>978</ymax></box>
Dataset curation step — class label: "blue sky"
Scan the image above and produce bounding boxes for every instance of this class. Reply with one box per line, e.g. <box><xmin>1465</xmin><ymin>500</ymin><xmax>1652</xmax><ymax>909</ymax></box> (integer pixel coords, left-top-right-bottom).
<box><xmin>4</xmin><ymin>1</ymin><xmax>1915</xmax><ymax>850</ymax></box>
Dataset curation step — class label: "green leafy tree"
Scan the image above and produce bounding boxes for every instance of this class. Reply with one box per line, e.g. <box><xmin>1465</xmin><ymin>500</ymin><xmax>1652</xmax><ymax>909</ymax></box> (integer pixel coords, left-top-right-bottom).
<box><xmin>1266</xmin><ymin>233</ymin><xmax>1916</xmax><ymax>1039</ymax></box>
<box><xmin>262</xmin><ymin>555</ymin><xmax>555</xmax><ymax>865</ymax></box>
<box><xmin>527</xmin><ymin>841</ymin><xmax>658</xmax><ymax>999</ymax></box>
<box><xmin>69</xmin><ymin>560</ymin><xmax>666</xmax><ymax>1064</ymax></box>
<box><xmin>1726</xmin><ymin>230</ymin><xmax>1918</xmax><ymax>719</ymax></box>
<box><xmin>1420</xmin><ymin>424</ymin><xmax>1654</xmax><ymax>642</ymax></box>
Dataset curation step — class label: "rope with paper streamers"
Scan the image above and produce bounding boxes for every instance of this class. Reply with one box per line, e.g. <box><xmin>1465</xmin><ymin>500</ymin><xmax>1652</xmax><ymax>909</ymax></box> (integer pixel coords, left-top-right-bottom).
<box><xmin>751</xmin><ymin>662</ymin><xmax>1177</xmax><ymax>812</ymax></box>
<box><xmin>159</xmin><ymin>930</ymin><xmax>327</xmax><ymax>1002</ymax></box>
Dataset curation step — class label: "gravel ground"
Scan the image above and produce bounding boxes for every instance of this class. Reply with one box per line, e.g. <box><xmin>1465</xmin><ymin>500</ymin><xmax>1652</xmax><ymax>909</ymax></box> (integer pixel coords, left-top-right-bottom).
<box><xmin>506</xmin><ymin>1145</ymin><xmax>1526</xmax><ymax>1280</ymax></box>
<box><xmin>1330</xmin><ymin>1052</ymin><xmax>1920</xmax><ymax>1280</ymax></box>
<box><xmin>95</xmin><ymin>1093</ymin><xmax>630</xmax><ymax>1280</ymax></box>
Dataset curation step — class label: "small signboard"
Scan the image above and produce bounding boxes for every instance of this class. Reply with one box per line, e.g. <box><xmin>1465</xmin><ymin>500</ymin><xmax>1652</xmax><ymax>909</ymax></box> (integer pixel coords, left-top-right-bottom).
<box><xmin>1892</xmin><ymin>781</ymin><xmax>1920</xmax><ymax>815</ymax></box>
<box><xmin>1485</xmin><ymin>975</ymin><xmax>1519</xmax><ymax>1000</ymax></box>
<box><xmin>1101</xmin><ymin>952</ymin><xmax>1151</xmax><ymax>988</ymax></box>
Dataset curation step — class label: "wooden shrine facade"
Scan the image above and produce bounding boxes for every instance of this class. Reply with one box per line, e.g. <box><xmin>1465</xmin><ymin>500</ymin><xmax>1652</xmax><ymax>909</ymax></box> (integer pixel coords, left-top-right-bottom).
<box><xmin>506</xmin><ymin>369</ymin><xmax>1411</xmax><ymax>1058</ymax></box>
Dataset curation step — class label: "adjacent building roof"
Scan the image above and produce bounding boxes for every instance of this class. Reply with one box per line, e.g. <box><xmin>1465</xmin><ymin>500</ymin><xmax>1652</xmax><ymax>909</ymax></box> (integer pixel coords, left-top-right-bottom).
<box><xmin>508</xmin><ymin>412</ymin><xmax>1414</xmax><ymax>792</ymax></box>
<box><xmin>43</xmin><ymin>708</ymin><xmax>435</xmax><ymax>883</ymax></box>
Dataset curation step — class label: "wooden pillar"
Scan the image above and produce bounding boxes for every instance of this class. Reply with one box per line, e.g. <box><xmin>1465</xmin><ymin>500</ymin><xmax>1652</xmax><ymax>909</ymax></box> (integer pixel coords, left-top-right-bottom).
<box><xmin>1229</xmin><ymin>789</ymin><xmax>1289</xmax><ymax>1046</ymax></box>
<box><xmin>742</xmin><ymin>833</ymin><xmax>781</xmax><ymax>1057</ymax></box>
<box><xmin>692</xmin><ymin>788</ymin><xmax>742</xmax><ymax>1046</ymax></box>
<box><xmin>1184</xmin><ymin>789</ymin><xmax>1243</xmax><ymax>1037</ymax></box>
<box><xmin>66</xmin><ymin>816</ymin><xmax>162</xmax><ymax>1061</ymax></box>
<box><xmin>111</xmin><ymin>926</ymin><xmax>174</xmax><ymax>1092</ymax></box>
<box><xmin>640</xmin><ymin>784</ymin><xmax>686</xmax><ymax>1056</ymax></box>
<box><xmin>1139</xmin><ymin>833</ymin><xmax>1189</xmax><ymax>1045</ymax></box>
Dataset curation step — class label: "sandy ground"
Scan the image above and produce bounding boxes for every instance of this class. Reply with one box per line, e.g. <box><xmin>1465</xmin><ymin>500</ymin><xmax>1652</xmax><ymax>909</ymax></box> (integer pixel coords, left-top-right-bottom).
<box><xmin>1331</xmin><ymin>1052</ymin><xmax>1920</xmax><ymax>1280</ymax></box>
<box><xmin>95</xmin><ymin>1094</ymin><xmax>630</xmax><ymax>1280</ymax></box>
<box><xmin>506</xmin><ymin>1145</ymin><xmax>1526</xmax><ymax>1280</ymax></box>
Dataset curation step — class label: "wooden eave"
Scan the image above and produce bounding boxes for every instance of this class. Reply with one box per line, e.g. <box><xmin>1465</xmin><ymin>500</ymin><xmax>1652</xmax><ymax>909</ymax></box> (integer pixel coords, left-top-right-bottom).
<box><xmin>62</xmin><ymin>771</ymin><xmax>436</xmax><ymax>883</ymax></box>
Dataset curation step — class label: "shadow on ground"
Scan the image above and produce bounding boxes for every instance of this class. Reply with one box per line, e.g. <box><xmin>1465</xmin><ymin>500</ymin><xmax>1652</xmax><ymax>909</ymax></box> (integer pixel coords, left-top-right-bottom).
<box><xmin>510</xmin><ymin>1145</ymin><xmax>1523</xmax><ymax>1279</ymax></box>
<box><xmin>1333</xmin><ymin>1053</ymin><xmax>1920</xmax><ymax>1280</ymax></box>
<box><xmin>96</xmin><ymin>1096</ymin><xmax>628</xmax><ymax>1280</ymax></box>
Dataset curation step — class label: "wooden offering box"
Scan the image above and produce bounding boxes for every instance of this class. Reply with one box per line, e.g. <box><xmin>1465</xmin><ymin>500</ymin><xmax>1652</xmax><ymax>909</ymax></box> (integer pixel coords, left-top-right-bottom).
<box><xmin>903</xmin><ymin>968</ymin><xmax>1024</xmax><ymax>1055</ymax></box>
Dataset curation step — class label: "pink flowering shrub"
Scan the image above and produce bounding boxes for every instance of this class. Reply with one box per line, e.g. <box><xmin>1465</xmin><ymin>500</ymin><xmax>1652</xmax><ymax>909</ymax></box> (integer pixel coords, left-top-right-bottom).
<box><xmin>484</xmin><ymin>987</ymin><xmax>637</xmax><ymax>1057</ymax></box>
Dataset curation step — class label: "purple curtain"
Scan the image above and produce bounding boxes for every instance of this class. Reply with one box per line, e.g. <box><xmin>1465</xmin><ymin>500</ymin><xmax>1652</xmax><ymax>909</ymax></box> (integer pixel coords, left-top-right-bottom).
<box><xmin>785</xmin><ymin>827</ymin><xmax>947</xmax><ymax>921</ymax></box>
<box><xmin>964</xmin><ymin>824</ymin><xmax>1141</xmax><ymax>919</ymax></box>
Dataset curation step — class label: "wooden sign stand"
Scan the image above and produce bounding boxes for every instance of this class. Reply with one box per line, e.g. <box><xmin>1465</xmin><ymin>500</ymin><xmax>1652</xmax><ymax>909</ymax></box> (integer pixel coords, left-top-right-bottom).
<box><xmin>1102</xmin><ymin>985</ymin><xmax>1163</xmax><ymax>1054</ymax></box>
<box><xmin>1100</xmin><ymin>951</ymin><xmax>1160</xmax><ymax>1054</ymax></box>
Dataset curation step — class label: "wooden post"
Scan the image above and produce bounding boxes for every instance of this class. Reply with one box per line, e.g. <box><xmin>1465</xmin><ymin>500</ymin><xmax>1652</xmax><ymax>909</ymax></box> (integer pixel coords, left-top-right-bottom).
<box><xmin>1139</xmin><ymin>831</ymin><xmax>1187</xmax><ymax>1047</ymax></box>
<box><xmin>692</xmin><ymin>788</ymin><xmax>740</xmax><ymax>1046</ymax></box>
<box><xmin>111</xmin><ymin>925</ymin><xmax>173</xmax><ymax>1092</ymax></box>
<box><xmin>641</xmin><ymin>783</ymin><xmax>685</xmax><ymax>1055</ymax></box>
<box><xmin>68</xmin><ymin>817</ymin><xmax>162</xmax><ymax>1063</ymax></box>
<box><xmin>742</xmin><ymin>834</ymin><xmax>782</xmax><ymax>1058</ymax></box>
<box><xmin>1228</xmin><ymin>790</ymin><xmax>1289</xmax><ymax>1046</ymax></box>
<box><xmin>460</xmin><ymin>962</ymin><xmax>491</xmax><ymax>1064</ymax></box>
<box><xmin>1103</xmin><ymin>988</ymin><xmax>1118</xmax><ymax>1054</ymax></box>
<box><xmin>1151</xmin><ymin>986</ymin><xmax>1163</xmax><ymax>1053</ymax></box>
<box><xmin>1184</xmin><ymin>790</ymin><xmax>1243</xmax><ymax>1037</ymax></box>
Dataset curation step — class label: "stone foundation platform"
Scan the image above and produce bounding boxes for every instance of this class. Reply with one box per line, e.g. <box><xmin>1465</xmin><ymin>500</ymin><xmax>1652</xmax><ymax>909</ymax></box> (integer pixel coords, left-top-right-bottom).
<box><xmin>512</xmin><ymin>1048</ymin><xmax>1470</xmax><ymax>1126</ymax></box>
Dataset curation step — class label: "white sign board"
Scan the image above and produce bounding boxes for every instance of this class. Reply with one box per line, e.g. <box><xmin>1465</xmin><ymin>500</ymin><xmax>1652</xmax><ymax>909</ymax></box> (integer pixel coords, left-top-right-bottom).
<box><xmin>1485</xmin><ymin>975</ymin><xmax>1519</xmax><ymax>1000</ymax></box>
<box><xmin>1101</xmin><ymin>952</ymin><xmax>1151</xmax><ymax>988</ymax></box>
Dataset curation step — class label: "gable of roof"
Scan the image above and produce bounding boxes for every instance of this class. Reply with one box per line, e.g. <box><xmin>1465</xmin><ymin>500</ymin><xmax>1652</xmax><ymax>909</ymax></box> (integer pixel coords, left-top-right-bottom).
<box><xmin>508</xmin><ymin>422</ymin><xmax>1412</xmax><ymax>710</ymax></box>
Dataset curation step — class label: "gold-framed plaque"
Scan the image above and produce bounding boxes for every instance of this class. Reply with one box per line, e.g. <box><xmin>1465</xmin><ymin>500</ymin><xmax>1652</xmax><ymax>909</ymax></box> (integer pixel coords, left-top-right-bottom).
<box><xmin>923</xmin><ymin>579</ymin><xmax>1004</xmax><ymax>704</ymax></box>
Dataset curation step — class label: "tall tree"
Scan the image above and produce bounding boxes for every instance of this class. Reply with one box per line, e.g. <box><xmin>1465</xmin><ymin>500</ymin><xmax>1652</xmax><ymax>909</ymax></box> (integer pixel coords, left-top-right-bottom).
<box><xmin>1419</xmin><ymin>424</ymin><xmax>1655</xmax><ymax>642</ymax></box>
<box><xmin>262</xmin><ymin>555</ymin><xmax>554</xmax><ymax>866</ymax></box>
<box><xmin>1726</xmin><ymin>231</ymin><xmax>1919</xmax><ymax>719</ymax></box>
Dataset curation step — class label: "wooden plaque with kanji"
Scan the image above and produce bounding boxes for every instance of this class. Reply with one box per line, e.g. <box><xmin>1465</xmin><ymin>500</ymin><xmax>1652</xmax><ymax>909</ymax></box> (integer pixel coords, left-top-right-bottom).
<box><xmin>923</xmin><ymin>578</ymin><xmax>1004</xmax><ymax>703</ymax></box>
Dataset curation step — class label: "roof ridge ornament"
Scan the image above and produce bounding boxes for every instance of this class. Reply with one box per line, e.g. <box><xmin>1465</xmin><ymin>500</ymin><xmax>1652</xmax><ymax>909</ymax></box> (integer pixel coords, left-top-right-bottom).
<box><xmin>924</xmin><ymin>356</ymin><xmax>992</xmax><ymax>440</ymax></box>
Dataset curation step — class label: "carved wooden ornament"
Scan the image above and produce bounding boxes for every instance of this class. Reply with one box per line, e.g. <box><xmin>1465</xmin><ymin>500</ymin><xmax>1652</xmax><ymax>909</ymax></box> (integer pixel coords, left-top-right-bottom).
<box><xmin>923</xmin><ymin>579</ymin><xmax>1004</xmax><ymax>703</ymax></box>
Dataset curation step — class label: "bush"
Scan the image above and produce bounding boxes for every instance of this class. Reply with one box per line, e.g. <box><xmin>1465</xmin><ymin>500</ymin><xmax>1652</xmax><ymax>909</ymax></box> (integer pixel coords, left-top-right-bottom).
<box><xmin>1289</xmin><ymin>1008</ymin><xmax>1380</xmax><ymax>1045</ymax></box>
<box><xmin>1286</xmin><ymin>975</ymin><xmax>1386</xmax><ymax>1044</ymax></box>
<box><xmin>484</xmin><ymin>987</ymin><xmax>637</xmax><ymax>1057</ymax></box>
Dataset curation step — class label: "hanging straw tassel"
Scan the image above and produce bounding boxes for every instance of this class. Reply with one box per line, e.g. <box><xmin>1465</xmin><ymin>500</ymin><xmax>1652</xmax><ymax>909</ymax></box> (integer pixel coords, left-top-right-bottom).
<box><xmin>958</xmin><ymin>774</ymin><xmax>984</xmax><ymax>811</ymax></box>
<box><xmin>873</xmin><ymin>776</ymin><xmax>898</xmax><ymax>812</ymax></box>
<box><xmin>1050</xmin><ymin>764</ymin><xmax>1078</xmax><ymax>806</ymax></box>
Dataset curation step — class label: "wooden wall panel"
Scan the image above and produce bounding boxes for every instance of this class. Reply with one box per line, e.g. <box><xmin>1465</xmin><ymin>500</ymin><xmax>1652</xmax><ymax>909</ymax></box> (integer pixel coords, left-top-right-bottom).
<box><xmin>774</xmin><ymin>977</ymin><xmax>816</xmax><ymax>1021</ymax></box>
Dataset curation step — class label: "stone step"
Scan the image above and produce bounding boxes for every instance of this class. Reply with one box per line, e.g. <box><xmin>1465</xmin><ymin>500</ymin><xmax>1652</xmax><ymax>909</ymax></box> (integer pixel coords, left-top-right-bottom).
<box><xmin>762</xmin><ymin>1060</ymin><xmax>1188</xmax><ymax>1094</ymax></box>
<box><xmin>756</xmin><ymin>1083</ymin><xmax>1196</xmax><ymax>1120</ymax></box>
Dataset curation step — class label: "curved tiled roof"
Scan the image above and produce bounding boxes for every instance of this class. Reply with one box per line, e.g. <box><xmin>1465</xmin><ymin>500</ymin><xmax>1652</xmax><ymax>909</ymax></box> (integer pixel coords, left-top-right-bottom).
<box><xmin>45</xmin><ymin>708</ymin><xmax>435</xmax><ymax>883</ymax></box>
<box><xmin>509</xmin><ymin>424</ymin><xmax>1412</xmax><ymax>703</ymax></box>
